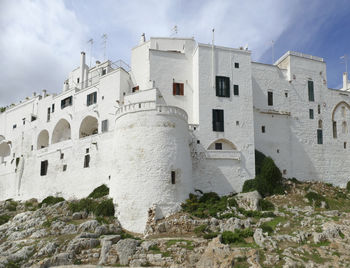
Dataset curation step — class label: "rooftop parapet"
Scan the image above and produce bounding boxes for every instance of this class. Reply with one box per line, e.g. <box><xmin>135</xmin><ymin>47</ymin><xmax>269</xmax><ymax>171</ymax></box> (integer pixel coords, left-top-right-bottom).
<box><xmin>275</xmin><ymin>51</ymin><xmax>324</xmax><ymax>66</ymax></box>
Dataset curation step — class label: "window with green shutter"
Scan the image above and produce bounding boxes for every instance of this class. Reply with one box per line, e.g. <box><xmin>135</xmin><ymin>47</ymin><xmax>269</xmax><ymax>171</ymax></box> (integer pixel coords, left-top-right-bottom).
<box><xmin>216</xmin><ymin>76</ymin><xmax>230</xmax><ymax>97</ymax></box>
<box><xmin>317</xmin><ymin>129</ymin><xmax>323</xmax><ymax>144</ymax></box>
<box><xmin>308</xmin><ymin>80</ymin><xmax>314</xmax><ymax>101</ymax></box>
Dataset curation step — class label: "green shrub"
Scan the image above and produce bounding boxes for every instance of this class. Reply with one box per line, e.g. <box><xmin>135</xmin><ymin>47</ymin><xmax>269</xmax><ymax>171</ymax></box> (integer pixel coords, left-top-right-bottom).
<box><xmin>347</xmin><ymin>181</ymin><xmax>350</xmax><ymax>192</ymax></box>
<box><xmin>260</xmin><ymin>223</ymin><xmax>274</xmax><ymax>235</ymax></box>
<box><xmin>0</xmin><ymin>214</ymin><xmax>11</xmax><ymax>225</ymax></box>
<box><xmin>221</xmin><ymin>228</ymin><xmax>254</xmax><ymax>244</ymax></box>
<box><xmin>255</xmin><ymin>150</ymin><xmax>266</xmax><ymax>175</ymax></box>
<box><xmin>238</xmin><ymin>208</ymin><xmax>275</xmax><ymax>218</ymax></box>
<box><xmin>0</xmin><ymin>107</ymin><xmax>6</xmax><ymax>113</ymax></box>
<box><xmin>194</xmin><ymin>224</ymin><xmax>208</xmax><ymax>235</ymax></box>
<box><xmin>242</xmin><ymin>179</ymin><xmax>257</xmax><ymax>193</ymax></box>
<box><xmin>203</xmin><ymin>232</ymin><xmax>219</xmax><ymax>239</ymax></box>
<box><xmin>69</xmin><ymin>198</ymin><xmax>98</xmax><ymax>213</ymax></box>
<box><xmin>181</xmin><ymin>192</ymin><xmax>235</xmax><ymax>218</ymax></box>
<box><xmin>6</xmin><ymin>200</ymin><xmax>18</xmax><ymax>211</ymax></box>
<box><xmin>94</xmin><ymin>199</ymin><xmax>115</xmax><ymax>217</ymax></box>
<box><xmin>227</xmin><ymin>198</ymin><xmax>238</xmax><ymax>207</ymax></box>
<box><xmin>258</xmin><ymin>199</ymin><xmax>275</xmax><ymax>211</ymax></box>
<box><xmin>305</xmin><ymin>192</ymin><xmax>328</xmax><ymax>208</ymax></box>
<box><xmin>289</xmin><ymin>177</ymin><xmax>302</xmax><ymax>184</ymax></box>
<box><xmin>39</xmin><ymin>196</ymin><xmax>65</xmax><ymax>207</ymax></box>
<box><xmin>88</xmin><ymin>184</ymin><xmax>110</xmax><ymax>199</ymax></box>
<box><xmin>256</xmin><ymin>157</ymin><xmax>283</xmax><ymax>197</ymax></box>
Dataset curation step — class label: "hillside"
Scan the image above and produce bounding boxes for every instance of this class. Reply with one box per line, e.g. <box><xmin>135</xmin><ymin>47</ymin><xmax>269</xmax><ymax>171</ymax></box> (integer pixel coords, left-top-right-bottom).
<box><xmin>1</xmin><ymin>180</ymin><xmax>350</xmax><ymax>267</ymax></box>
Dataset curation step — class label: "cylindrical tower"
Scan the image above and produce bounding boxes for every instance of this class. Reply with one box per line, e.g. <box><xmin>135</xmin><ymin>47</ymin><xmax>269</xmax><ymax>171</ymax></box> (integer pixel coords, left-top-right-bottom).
<box><xmin>110</xmin><ymin>102</ymin><xmax>193</xmax><ymax>233</ymax></box>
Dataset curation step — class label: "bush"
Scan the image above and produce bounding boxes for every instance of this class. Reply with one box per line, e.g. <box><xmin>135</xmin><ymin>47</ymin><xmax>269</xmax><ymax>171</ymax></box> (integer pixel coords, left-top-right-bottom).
<box><xmin>0</xmin><ymin>214</ymin><xmax>11</xmax><ymax>225</ymax></box>
<box><xmin>69</xmin><ymin>198</ymin><xmax>99</xmax><ymax>214</ymax></box>
<box><xmin>258</xmin><ymin>199</ymin><xmax>275</xmax><ymax>211</ymax></box>
<box><xmin>88</xmin><ymin>184</ymin><xmax>110</xmax><ymax>199</ymax></box>
<box><xmin>39</xmin><ymin>196</ymin><xmax>65</xmax><ymax>207</ymax></box>
<box><xmin>256</xmin><ymin>157</ymin><xmax>283</xmax><ymax>197</ymax></box>
<box><xmin>242</xmin><ymin>179</ymin><xmax>257</xmax><ymax>193</ymax></box>
<box><xmin>221</xmin><ymin>228</ymin><xmax>254</xmax><ymax>244</ymax></box>
<box><xmin>255</xmin><ymin>150</ymin><xmax>266</xmax><ymax>175</ymax></box>
<box><xmin>305</xmin><ymin>192</ymin><xmax>328</xmax><ymax>208</ymax></box>
<box><xmin>6</xmin><ymin>200</ymin><xmax>18</xmax><ymax>211</ymax></box>
<box><xmin>203</xmin><ymin>232</ymin><xmax>219</xmax><ymax>239</ymax></box>
<box><xmin>94</xmin><ymin>199</ymin><xmax>115</xmax><ymax>217</ymax></box>
<box><xmin>347</xmin><ymin>181</ymin><xmax>350</xmax><ymax>192</ymax></box>
<box><xmin>194</xmin><ymin>224</ymin><xmax>208</xmax><ymax>235</ymax></box>
<box><xmin>260</xmin><ymin>222</ymin><xmax>274</xmax><ymax>235</ymax></box>
<box><xmin>198</xmin><ymin>192</ymin><xmax>220</xmax><ymax>203</ymax></box>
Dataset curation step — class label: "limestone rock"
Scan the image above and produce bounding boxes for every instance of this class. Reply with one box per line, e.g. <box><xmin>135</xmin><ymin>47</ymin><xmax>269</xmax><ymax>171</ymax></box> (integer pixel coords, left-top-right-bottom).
<box><xmin>77</xmin><ymin>220</ymin><xmax>99</xmax><ymax>233</ymax></box>
<box><xmin>235</xmin><ymin>191</ymin><xmax>262</xmax><ymax>211</ymax></box>
<box><xmin>115</xmin><ymin>239</ymin><xmax>138</xmax><ymax>265</ymax></box>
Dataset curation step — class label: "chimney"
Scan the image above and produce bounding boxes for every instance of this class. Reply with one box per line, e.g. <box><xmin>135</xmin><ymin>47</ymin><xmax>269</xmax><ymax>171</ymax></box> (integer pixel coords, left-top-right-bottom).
<box><xmin>139</xmin><ymin>33</ymin><xmax>146</xmax><ymax>45</ymax></box>
<box><xmin>80</xmin><ymin>52</ymin><xmax>86</xmax><ymax>90</ymax></box>
<box><xmin>343</xmin><ymin>72</ymin><xmax>348</xmax><ymax>90</ymax></box>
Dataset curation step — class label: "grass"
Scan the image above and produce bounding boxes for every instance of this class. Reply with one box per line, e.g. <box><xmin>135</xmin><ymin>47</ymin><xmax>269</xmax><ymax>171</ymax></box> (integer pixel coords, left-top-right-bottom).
<box><xmin>305</xmin><ymin>192</ymin><xmax>328</xmax><ymax>208</ymax></box>
<box><xmin>311</xmin><ymin>241</ymin><xmax>331</xmax><ymax>247</ymax></box>
<box><xmin>88</xmin><ymin>184</ymin><xmax>109</xmax><ymax>199</ymax></box>
<box><xmin>221</xmin><ymin>229</ymin><xmax>254</xmax><ymax>245</ymax></box>
<box><xmin>0</xmin><ymin>214</ymin><xmax>11</xmax><ymax>225</ymax></box>
<box><xmin>149</xmin><ymin>245</ymin><xmax>171</xmax><ymax>257</ymax></box>
<box><xmin>260</xmin><ymin>216</ymin><xmax>287</xmax><ymax>235</ymax></box>
<box><xmin>301</xmin><ymin>249</ymin><xmax>330</xmax><ymax>264</ymax></box>
<box><xmin>6</xmin><ymin>200</ymin><xmax>18</xmax><ymax>211</ymax></box>
<box><xmin>166</xmin><ymin>239</ymin><xmax>194</xmax><ymax>250</ymax></box>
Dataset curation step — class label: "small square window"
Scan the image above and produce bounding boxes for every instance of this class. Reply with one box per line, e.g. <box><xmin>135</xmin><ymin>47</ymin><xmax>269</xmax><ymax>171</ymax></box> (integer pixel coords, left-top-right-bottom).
<box><xmin>173</xmin><ymin>82</ymin><xmax>184</xmax><ymax>96</ymax></box>
<box><xmin>40</xmin><ymin>160</ymin><xmax>48</xmax><ymax>176</ymax></box>
<box><xmin>285</xmin><ymin>92</ymin><xmax>288</xmax><ymax>98</ymax></box>
<box><xmin>309</xmin><ymin>109</ymin><xmax>314</xmax><ymax>119</ymax></box>
<box><xmin>63</xmin><ymin>164</ymin><xmax>67</xmax><ymax>172</ymax></box>
<box><xmin>84</xmin><ymin>154</ymin><xmax>90</xmax><ymax>168</ymax></box>
<box><xmin>215</xmin><ymin>143</ymin><xmax>222</xmax><ymax>150</ymax></box>
<box><xmin>171</xmin><ymin>171</ymin><xmax>176</xmax><ymax>184</ymax></box>
<box><xmin>268</xmin><ymin>91</ymin><xmax>273</xmax><ymax>106</ymax></box>
<box><xmin>60</xmin><ymin>153</ymin><xmax>64</xmax><ymax>160</ymax></box>
<box><xmin>236</xmin><ymin>121</ymin><xmax>239</xmax><ymax>126</ymax></box>
<box><xmin>262</xmin><ymin>126</ymin><xmax>266</xmax><ymax>133</ymax></box>
<box><xmin>102</xmin><ymin>68</ymin><xmax>107</xmax><ymax>76</ymax></box>
<box><xmin>277</xmin><ymin>149</ymin><xmax>280</xmax><ymax>153</ymax></box>
<box><xmin>13</xmin><ymin>124</ymin><xmax>17</xmax><ymax>129</ymax></box>
<box><xmin>197</xmin><ymin>140</ymin><xmax>200</xmax><ymax>144</ymax></box>
<box><xmin>234</xmin><ymin>62</ymin><xmax>239</xmax><ymax>68</ymax></box>
<box><xmin>86</xmin><ymin>148</ymin><xmax>89</xmax><ymax>154</ymax></box>
<box><xmin>132</xmin><ymin>86</ymin><xmax>139</xmax><ymax>93</ymax></box>
<box><xmin>233</xmin><ymin>85</ymin><xmax>239</xmax><ymax>96</ymax></box>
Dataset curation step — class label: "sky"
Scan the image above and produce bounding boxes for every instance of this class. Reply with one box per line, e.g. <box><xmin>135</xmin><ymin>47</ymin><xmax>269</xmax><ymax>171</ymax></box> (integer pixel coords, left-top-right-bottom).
<box><xmin>0</xmin><ymin>0</ymin><xmax>349</xmax><ymax>106</ymax></box>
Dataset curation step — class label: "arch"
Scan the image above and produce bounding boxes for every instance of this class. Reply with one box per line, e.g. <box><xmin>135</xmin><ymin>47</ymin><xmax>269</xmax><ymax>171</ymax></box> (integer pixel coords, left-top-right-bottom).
<box><xmin>52</xmin><ymin>119</ymin><xmax>71</xmax><ymax>144</ymax></box>
<box><xmin>79</xmin><ymin>116</ymin><xmax>98</xmax><ymax>138</ymax></box>
<box><xmin>207</xmin><ymin>139</ymin><xmax>237</xmax><ymax>150</ymax></box>
<box><xmin>37</xmin><ymin>130</ymin><xmax>49</xmax><ymax>149</ymax></box>
<box><xmin>332</xmin><ymin>101</ymin><xmax>350</xmax><ymax>121</ymax></box>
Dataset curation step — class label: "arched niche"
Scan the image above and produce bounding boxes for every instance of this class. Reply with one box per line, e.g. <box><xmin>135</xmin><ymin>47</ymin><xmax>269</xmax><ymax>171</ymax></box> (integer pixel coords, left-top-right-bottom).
<box><xmin>207</xmin><ymin>139</ymin><xmax>237</xmax><ymax>150</ymax></box>
<box><xmin>79</xmin><ymin>116</ymin><xmax>98</xmax><ymax>138</ymax></box>
<box><xmin>332</xmin><ymin>101</ymin><xmax>350</xmax><ymax>121</ymax></box>
<box><xmin>37</xmin><ymin>130</ymin><xmax>49</xmax><ymax>149</ymax></box>
<box><xmin>0</xmin><ymin>140</ymin><xmax>11</xmax><ymax>158</ymax></box>
<box><xmin>52</xmin><ymin>119</ymin><xmax>71</xmax><ymax>144</ymax></box>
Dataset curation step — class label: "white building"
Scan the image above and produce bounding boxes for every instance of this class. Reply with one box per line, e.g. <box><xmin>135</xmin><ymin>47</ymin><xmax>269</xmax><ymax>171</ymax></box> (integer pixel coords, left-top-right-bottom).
<box><xmin>0</xmin><ymin>36</ymin><xmax>348</xmax><ymax>233</ymax></box>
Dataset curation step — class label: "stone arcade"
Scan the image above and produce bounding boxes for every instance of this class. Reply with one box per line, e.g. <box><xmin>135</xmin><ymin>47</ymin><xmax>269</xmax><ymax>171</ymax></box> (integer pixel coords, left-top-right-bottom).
<box><xmin>0</xmin><ymin>36</ymin><xmax>349</xmax><ymax>233</ymax></box>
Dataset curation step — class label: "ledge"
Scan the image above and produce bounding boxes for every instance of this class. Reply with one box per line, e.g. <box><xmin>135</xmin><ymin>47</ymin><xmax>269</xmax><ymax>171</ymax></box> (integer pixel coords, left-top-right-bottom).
<box><xmin>205</xmin><ymin>150</ymin><xmax>241</xmax><ymax>160</ymax></box>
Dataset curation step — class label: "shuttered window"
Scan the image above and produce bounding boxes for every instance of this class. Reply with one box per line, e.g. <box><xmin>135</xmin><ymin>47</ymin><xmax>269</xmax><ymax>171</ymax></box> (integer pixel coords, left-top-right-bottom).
<box><xmin>333</xmin><ymin>121</ymin><xmax>337</xmax><ymax>138</ymax></box>
<box><xmin>216</xmin><ymin>76</ymin><xmax>230</xmax><ymax>97</ymax></box>
<box><xmin>173</xmin><ymin>83</ymin><xmax>184</xmax><ymax>96</ymax></box>
<box><xmin>212</xmin><ymin>109</ymin><xmax>224</xmax><ymax>132</ymax></box>
<box><xmin>268</xmin><ymin>91</ymin><xmax>273</xmax><ymax>106</ymax></box>
<box><xmin>87</xmin><ymin>92</ymin><xmax>97</xmax><ymax>106</ymax></box>
<box><xmin>308</xmin><ymin>81</ymin><xmax>314</xmax><ymax>101</ymax></box>
<box><xmin>317</xmin><ymin>129</ymin><xmax>323</xmax><ymax>144</ymax></box>
<box><xmin>309</xmin><ymin>109</ymin><xmax>314</xmax><ymax>119</ymax></box>
<box><xmin>61</xmin><ymin>96</ymin><xmax>72</xmax><ymax>109</ymax></box>
<box><xmin>40</xmin><ymin>160</ymin><xmax>48</xmax><ymax>176</ymax></box>
<box><xmin>233</xmin><ymin>85</ymin><xmax>239</xmax><ymax>96</ymax></box>
<box><xmin>84</xmin><ymin>154</ymin><xmax>90</xmax><ymax>168</ymax></box>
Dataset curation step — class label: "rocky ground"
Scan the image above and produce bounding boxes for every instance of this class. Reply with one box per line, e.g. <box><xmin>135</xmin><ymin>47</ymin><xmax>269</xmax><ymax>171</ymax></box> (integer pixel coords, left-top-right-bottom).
<box><xmin>1</xmin><ymin>180</ymin><xmax>350</xmax><ymax>267</ymax></box>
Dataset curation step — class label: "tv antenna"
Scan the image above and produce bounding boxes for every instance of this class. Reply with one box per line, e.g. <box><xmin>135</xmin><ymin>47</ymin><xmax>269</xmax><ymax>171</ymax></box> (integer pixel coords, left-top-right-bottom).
<box><xmin>340</xmin><ymin>54</ymin><xmax>348</xmax><ymax>74</ymax></box>
<box><xmin>170</xmin><ymin>25</ymin><xmax>178</xmax><ymax>37</ymax></box>
<box><xmin>102</xmin><ymin>34</ymin><xmax>108</xmax><ymax>61</ymax></box>
<box><xmin>271</xmin><ymin>40</ymin><xmax>275</xmax><ymax>64</ymax></box>
<box><xmin>87</xmin><ymin>38</ymin><xmax>94</xmax><ymax>67</ymax></box>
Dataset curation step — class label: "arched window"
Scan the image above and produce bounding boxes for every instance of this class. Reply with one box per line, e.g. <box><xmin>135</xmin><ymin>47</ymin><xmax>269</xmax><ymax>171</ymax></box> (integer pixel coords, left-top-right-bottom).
<box><xmin>52</xmin><ymin>119</ymin><xmax>71</xmax><ymax>144</ymax></box>
<box><xmin>79</xmin><ymin>116</ymin><xmax>98</xmax><ymax>138</ymax></box>
<box><xmin>342</xmin><ymin>121</ymin><xmax>348</xmax><ymax>134</ymax></box>
<box><xmin>208</xmin><ymin>139</ymin><xmax>237</xmax><ymax>150</ymax></box>
<box><xmin>37</xmin><ymin>130</ymin><xmax>49</xmax><ymax>149</ymax></box>
<box><xmin>318</xmin><ymin>119</ymin><xmax>322</xmax><ymax>129</ymax></box>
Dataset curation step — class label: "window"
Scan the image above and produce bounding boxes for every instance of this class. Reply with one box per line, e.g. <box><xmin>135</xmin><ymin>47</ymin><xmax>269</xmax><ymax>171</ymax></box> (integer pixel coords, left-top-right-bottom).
<box><xmin>52</xmin><ymin>104</ymin><xmax>55</xmax><ymax>113</ymax></box>
<box><xmin>86</xmin><ymin>148</ymin><xmax>89</xmax><ymax>154</ymax></box>
<box><xmin>216</xmin><ymin>76</ymin><xmax>230</xmax><ymax>97</ymax></box>
<box><xmin>60</xmin><ymin>153</ymin><xmax>64</xmax><ymax>160</ymax></box>
<box><xmin>13</xmin><ymin>124</ymin><xmax>16</xmax><ymax>129</ymax></box>
<box><xmin>47</xmin><ymin>107</ymin><xmax>51</xmax><ymax>122</ymax></box>
<box><xmin>309</xmin><ymin>109</ymin><xmax>314</xmax><ymax>119</ymax></box>
<box><xmin>173</xmin><ymin>82</ymin><xmax>184</xmax><ymax>96</ymax></box>
<box><xmin>87</xmin><ymin>92</ymin><xmax>97</xmax><ymax>106</ymax></box>
<box><xmin>63</xmin><ymin>164</ymin><xmax>67</xmax><ymax>172</ymax></box>
<box><xmin>285</xmin><ymin>92</ymin><xmax>288</xmax><ymax>98</ymax></box>
<box><xmin>318</xmin><ymin>104</ymin><xmax>321</xmax><ymax>114</ymax></box>
<box><xmin>61</xmin><ymin>96</ymin><xmax>72</xmax><ymax>109</ymax></box>
<box><xmin>236</xmin><ymin>121</ymin><xmax>239</xmax><ymax>126</ymax></box>
<box><xmin>22</xmin><ymin>118</ymin><xmax>25</xmax><ymax>125</ymax></box>
<box><xmin>40</xmin><ymin>160</ymin><xmax>48</xmax><ymax>176</ymax></box>
<box><xmin>268</xmin><ymin>91</ymin><xmax>273</xmax><ymax>106</ymax></box>
<box><xmin>215</xmin><ymin>143</ymin><xmax>222</xmax><ymax>150</ymax></box>
<box><xmin>262</xmin><ymin>126</ymin><xmax>265</xmax><ymax>133</ymax></box>
<box><xmin>333</xmin><ymin>121</ymin><xmax>337</xmax><ymax>138</ymax></box>
<box><xmin>344</xmin><ymin>142</ymin><xmax>347</xmax><ymax>149</ymax></box>
<box><xmin>102</xmin><ymin>68</ymin><xmax>107</xmax><ymax>76</ymax></box>
<box><xmin>132</xmin><ymin>86</ymin><xmax>139</xmax><ymax>93</ymax></box>
<box><xmin>317</xmin><ymin>129</ymin><xmax>323</xmax><ymax>144</ymax></box>
<box><xmin>84</xmin><ymin>154</ymin><xmax>90</xmax><ymax>168</ymax></box>
<box><xmin>31</xmin><ymin>145</ymin><xmax>33</xmax><ymax>151</ymax></box>
<box><xmin>171</xmin><ymin>171</ymin><xmax>176</xmax><ymax>184</ymax></box>
<box><xmin>102</xmin><ymin>119</ymin><xmax>108</xmax><ymax>133</ymax></box>
<box><xmin>31</xmin><ymin>115</ymin><xmax>37</xmax><ymax>122</ymax></box>
<box><xmin>342</xmin><ymin>121</ymin><xmax>348</xmax><ymax>134</ymax></box>
<box><xmin>234</xmin><ymin>62</ymin><xmax>239</xmax><ymax>68</ymax></box>
<box><xmin>318</xmin><ymin>120</ymin><xmax>322</xmax><ymax>129</ymax></box>
<box><xmin>233</xmin><ymin>85</ymin><xmax>239</xmax><ymax>96</ymax></box>
<box><xmin>197</xmin><ymin>140</ymin><xmax>200</xmax><ymax>144</ymax></box>
<box><xmin>212</xmin><ymin>109</ymin><xmax>224</xmax><ymax>132</ymax></box>
<box><xmin>77</xmin><ymin>78</ymin><xmax>80</xmax><ymax>84</ymax></box>
<box><xmin>308</xmin><ymin>80</ymin><xmax>314</xmax><ymax>101</ymax></box>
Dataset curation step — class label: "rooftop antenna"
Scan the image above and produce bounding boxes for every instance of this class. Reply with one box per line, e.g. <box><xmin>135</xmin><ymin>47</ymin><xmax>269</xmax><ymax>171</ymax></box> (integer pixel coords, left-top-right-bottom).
<box><xmin>170</xmin><ymin>25</ymin><xmax>178</xmax><ymax>37</ymax></box>
<box><xmin>212</xmin><ymin>28</ymin><xmax>215</xmax><ymax>88</ymax></box>
<box><xmin>340</xmin><ymin>54</ymin><xmax>348</xmax><ymax>74</ymax></box>
<box><xmin>271</xmin><ymin>40</ymin><xmax>275</xmax><ymax>64</ymax></box>
<box><xmin>87</xmin><ymin>38</ymin><xmax>94</xmax><ymax>67</ymax></box>
<box><xmin>102</xmin><ymin>34</ymin><xmax>108</xmax><ymax>61</ymax></box>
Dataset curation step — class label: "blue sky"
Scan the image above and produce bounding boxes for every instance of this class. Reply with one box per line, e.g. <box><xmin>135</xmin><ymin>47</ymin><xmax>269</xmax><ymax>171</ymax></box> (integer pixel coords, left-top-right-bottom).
<box><xmin>0</xmin><ymin>0</ymin><xmax>349</xmax><ymax>106</ymax></box>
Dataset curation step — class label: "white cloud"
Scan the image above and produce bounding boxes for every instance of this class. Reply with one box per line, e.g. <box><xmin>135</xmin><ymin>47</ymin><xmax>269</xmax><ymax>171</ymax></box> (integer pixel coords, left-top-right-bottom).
<box><xmin>0</xmin><ymin>0</ymin><xmax>87</xmax><ymax>106</ymax></box>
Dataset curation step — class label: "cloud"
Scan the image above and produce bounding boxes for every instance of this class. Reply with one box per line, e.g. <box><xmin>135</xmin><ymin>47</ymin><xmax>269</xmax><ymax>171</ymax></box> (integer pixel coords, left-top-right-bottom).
<box><xmin>0</xmin><ymin>0</ymin><xmax>87</xmax><ymax>106</ymax></box>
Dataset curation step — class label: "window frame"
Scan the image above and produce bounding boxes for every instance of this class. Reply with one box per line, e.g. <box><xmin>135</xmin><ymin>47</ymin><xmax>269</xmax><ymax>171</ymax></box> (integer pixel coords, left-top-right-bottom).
<box><xmin>212</xmin><ymin>109</ymin><xmax>224</xmax><ymax>132</ymax></box>
<box><xmin>87</xmin><ymin>92</ymin><xmax>97</xmax><ymax>106</ymax></box>
<box><xmin>173</xmin><ymin>82</ymin><xmax>184</xmax><ymax>96</ymax></box>
<box><xmin>215</xmin><ymin>76</ymin><xmax>230</xmax><ymax>97</ymax></box>
<box><xmin>61</xmin><ymin>96</ymin><xmax>73</xmax><ymax>109</ymax></box>
<box><xmin>308</xmin><ymin>80</ymin><xmax>315</xmax><ymax>102</ymax></box>
<box><xmin>233</xmin><ymin>84</ymin><xmax>239</xmax><ymax>96</ymax></box>
<box><xmin>40</xmin><ymin>160</ymin><xmax>48</xmax><ymax>176</ymax></box>
<box><xmin>309</xmin><ymin>109</ymin><xmax>314</xmax><ymax>119</ymax></box>
<box><xmin>268</xmin><ymin>91</ymin><xmax>273</xmax><ymax>106</ymax></box>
